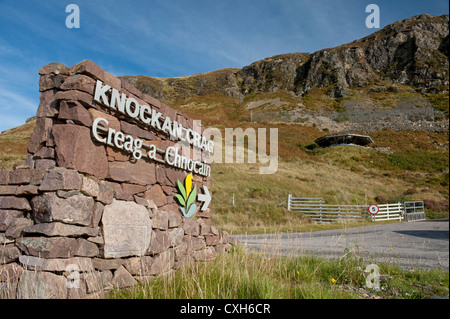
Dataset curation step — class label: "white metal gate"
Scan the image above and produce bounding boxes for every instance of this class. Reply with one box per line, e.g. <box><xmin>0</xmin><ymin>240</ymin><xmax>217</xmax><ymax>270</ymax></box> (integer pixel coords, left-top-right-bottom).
<box><xmin>286</xmin><ymin>195</ymin><xmax>405</xmax><ymax>223</ymax></box>
<box><xmin>404</xmin><ymin>201</ymin><xmax>426</xmax><ymax>222</ymax></box>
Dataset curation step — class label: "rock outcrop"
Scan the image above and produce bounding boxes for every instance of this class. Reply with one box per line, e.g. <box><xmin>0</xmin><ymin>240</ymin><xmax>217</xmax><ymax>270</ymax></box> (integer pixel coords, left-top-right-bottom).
<box><xmin>122</xmin><ymin>14</ymin><xmax>449</xmax><ymax>102</ymax></box>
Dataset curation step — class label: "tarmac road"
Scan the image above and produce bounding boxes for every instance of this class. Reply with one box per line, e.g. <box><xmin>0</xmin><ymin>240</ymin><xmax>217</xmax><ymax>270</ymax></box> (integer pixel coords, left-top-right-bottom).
<box><xmin>233</xmin><ymin>218</ymin><xmax>449</xmax><ymax>270</ymax></box>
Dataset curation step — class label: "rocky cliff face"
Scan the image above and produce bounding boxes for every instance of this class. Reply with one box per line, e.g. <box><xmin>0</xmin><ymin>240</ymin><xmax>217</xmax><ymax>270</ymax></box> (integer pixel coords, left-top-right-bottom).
<box><xmin>122</xmin><ymin>14</ymin><xmax>449</xmax><ymax>103</ymax></box>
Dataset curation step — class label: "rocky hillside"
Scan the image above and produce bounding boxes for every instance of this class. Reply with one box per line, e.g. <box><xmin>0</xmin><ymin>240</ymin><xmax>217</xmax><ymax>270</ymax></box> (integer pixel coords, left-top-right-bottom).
<box><xmin>121</xmin><ymin>14</ymin><xmax>449</xmax><ymax>104</ymax></box>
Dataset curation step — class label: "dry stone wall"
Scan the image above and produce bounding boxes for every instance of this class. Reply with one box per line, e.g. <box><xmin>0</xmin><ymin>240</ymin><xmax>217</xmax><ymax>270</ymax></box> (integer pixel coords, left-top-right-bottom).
<box><xmin>0</xmin><ymin>60</ymin><xmax>233</xmax><ymax>299</ymax></box>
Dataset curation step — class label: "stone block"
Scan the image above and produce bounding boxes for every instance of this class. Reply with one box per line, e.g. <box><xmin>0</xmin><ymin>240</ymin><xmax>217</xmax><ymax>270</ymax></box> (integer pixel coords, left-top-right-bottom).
<box><xmin>34</xmin><ymin>146</ymin><xmax>55</xmax><ymax>159</ymax></box>
<box><xmin>168</xmin><ymin>227</ymin><xmax>184</xmax><ymax>247</ymax></box>
<box><xmin>0</xmin><ymin>171</ymin><xmax>9</xmax><ymax>185</ymax></box>
<box><xmin>5</xmin><ymin>217</ymin><xmax>33</xmax><ymax>239</ymax></box>
<box><xmin>52</xmin><ymin>124</ymin><xmax>108</xmax><ymax>180</ymax></box>
<box><xmin>39</xmin><ymin>62</ymin><xmax>70</xmax><ymax>76</ymax></box>
<box><xmin>8</xmin><ymin>168</ymin><xmax>32</xmax><ymax>185</ymax></box>
<box><xmin>91</xmin><ymin>201</ymin><xmax>104</xmax><ymax>228</ymax></box>
<box><xmin>88</xmin><ymin>108</ymin><xmax>121</xmax><ymax>131</ymax></box>
<box><xmin>75</xmin><ymin>238</ymin><xmax>99</xmax><ymax>257</ymax></box>
<box><xmin>97</xmin><ymin>183</ymin><xmax>114</xmax><ymax>205</ymax></box>
<box><xmin>92</xmin><ymin>258</ymin><xmax>124</xmax><ymax>271</ymax></box>
<box><xmin>168</xmin><ymin>211</ymin><xmax>183</xmax><ymax>228</ymax></box>
<box><xmin>34</xmin><ymin>159</ymin><xmax>56</xmax><ymax>170</ymax></box>
<box><xmin>58</xmin><ymin>100</ymin><xmax>92</xmax><ymax>127</ymax></box>
<box><xmin>148</xmin><ymin>249</ymin><xmax>174</xmax><ymax>275</ymax></box>
<box><xmin>39</xmin><ymin>73</ymin><xmax>67</xmax><ymax>92</ymax></box>
<box><xmin>54</xmin><ymin>89</ymin><xmax>94</xmax><ymax>108</ymax></box>
<box><xmin>85</xmin><ymin>270</ymin><xmax>113</xmax><ymax>294</ymax></box>
<box><xmin>147</xmin><ymin>229</ymin><xmax>169</xmax><ymax>255</ymax></box>
<box><xmin>112</xmin><ymin>266</ymin><xmax>136</xmax><ymax>288</ymax></box>
<box><xmin>152</xmin><ymin>210</ymin><xmax>169</xmax><ymax>230</ymax></box>
<box><xmin>117</xmin><ymin>183</ymin><xmax>146</xmax><ymax>201</ymax></box>
<box><xmin>27</xmin><ymin>117</ymin><xmax>54</xmax><ymax>154</ymax></box>
<box><xmin>0</xmin><ymin>185</ymin><xmax>17</xmax><ymax>195</ymax></box>
<box><xmin>38</xmin><ymin>167</ymin><xmax>82</xmax><ymax>192</ymax></box>
<box><xmin>205</xmin><ymin>235</ymin><xmax>220</xmax><ymax>246</ymax></box>
<box><xmin>107</xmin><ymin>160</ymin><xmax>156</xmax><ymax>186</ymax></box>
<box><xmin>15</xmin><ymin>185</ymin><xmax>40</xmax><ymax>196</ymax></box>
<box><xmin>144</xmin><ymin>184</ymin><xmax>167</xmax><ymax>207</ymax></box>
<box><xmin>101</xmin><ymin>199</ymin><xmax>152</xmax><ymax>258</ymax></box>
<box><xmin>81</xmin><ymin>176</ymin><xmax>100</xmax><ymax>198</ymax></box>
<box><xmin>30</xmin><ymin>168</ymin><xmax>47</xmax><ymax>186</ymax></box>
<box><xmin>15</xmin><ymin>237</ymin><xmax>79</xmax><ymax>259</ymax></box>
<box><xmin>36</xmin><ymin>89</ymin><xmax>59</xmax><ymax>118</ymax></box>
<box><xmin>0</xmin><ymin>196</ymin><xmax>31</xmax><ymax>211</ymax></box>
<box><xmin>0</xmin><ymin>244</ymin><xmax>21</xmax><ymax>265</ymax></box>
<box><xmin>60</xmin><ymin>74</ymin><xmax>96</xmax><ymax>94</ymax></box>
<box><xmin>19</xmin><ymin>255</ymin><xmax>94</xmax><ymax>272</ymax></box>
<box><xmin>183</xmin><ymin>218</ymin><xmax>200</xmax><ymax>236</ymax></box>
<box><xmin>31</xmin><ymin>193</ymin><xmax>94</xmax><ymax>226</ymax></box>
<box><xmin>0</xmin><ymin>210</ymin><xmax>24</xmax><ymax>231</ymax></box>
<box><xmin>193</xmin><ymin>247</ymin><xmax>217</xmax><ymax>262</ymax></box>
<box><xmin>23</xmin><ymin>222</ymin><xmax>98</xmax><ymax>237</ymax></box>
<box><xmin>0</xmin><ymin>262</ymin><xmax>23</xmax><ymax>282</ymax></box>
<box><xmin>17</xmin><ymin>270</ymin><xmax>67</xmax><ymax>299</ymax></box>
<box><xmin>120</xmin><ymin>120</ymin><xmax>155</xmax><ymax>140</ymax></box>
<box><xmin>70</xmin><ymin>60</ymin><xmax>121</xmax><ymax>88</ymax></box>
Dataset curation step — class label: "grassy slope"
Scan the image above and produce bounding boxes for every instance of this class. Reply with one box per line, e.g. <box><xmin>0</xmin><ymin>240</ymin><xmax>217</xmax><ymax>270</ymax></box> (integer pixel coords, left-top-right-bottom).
<box><xmin>0</xmin><ymin>120</ymin><xmax>35</xmax><ymax>170</ymax></box>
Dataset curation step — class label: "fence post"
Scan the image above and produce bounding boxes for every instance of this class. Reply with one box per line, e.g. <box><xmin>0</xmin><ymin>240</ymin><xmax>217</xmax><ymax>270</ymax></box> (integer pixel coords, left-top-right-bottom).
<box><xmin>287</xmin><ymin>194</ymin><xmax>291</xmax><ymax>211</ymax></box>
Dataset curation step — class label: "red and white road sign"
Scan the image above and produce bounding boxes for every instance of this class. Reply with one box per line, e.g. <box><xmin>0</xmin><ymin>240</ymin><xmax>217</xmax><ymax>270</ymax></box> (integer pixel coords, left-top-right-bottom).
<box><xmin>368</xmin><ymin>204</ymin><xmax>379</xmax><ymax>215</ymax></box>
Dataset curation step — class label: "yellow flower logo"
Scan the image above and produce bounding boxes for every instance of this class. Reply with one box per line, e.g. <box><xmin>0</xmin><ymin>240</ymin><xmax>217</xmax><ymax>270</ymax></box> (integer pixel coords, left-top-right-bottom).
<box><xmin>175</xmin><ymin>174</ymin><xmax>197</xmax><ymax>218</ymax></box>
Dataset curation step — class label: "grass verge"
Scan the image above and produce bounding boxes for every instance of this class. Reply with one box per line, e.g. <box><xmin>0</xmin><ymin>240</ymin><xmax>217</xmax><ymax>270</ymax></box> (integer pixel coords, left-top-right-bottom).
<box><xmin>108</xmin><ymin>245</ymin><xmax>449</xmax><ymax>299</ymax></box>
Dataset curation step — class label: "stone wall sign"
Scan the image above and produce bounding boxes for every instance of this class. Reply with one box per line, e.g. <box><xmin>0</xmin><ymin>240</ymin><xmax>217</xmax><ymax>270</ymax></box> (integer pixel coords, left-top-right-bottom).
<box><xmin>0</xmin><ymin>60</ymin><xmax>233</xmax><ymax>299</ymax></box>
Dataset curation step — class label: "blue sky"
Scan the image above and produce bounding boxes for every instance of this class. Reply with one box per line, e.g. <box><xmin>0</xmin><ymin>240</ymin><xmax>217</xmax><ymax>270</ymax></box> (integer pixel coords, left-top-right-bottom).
<box><xmin>0</xmin><ymin>0</ymin><xmax>448</xmax><ymax>132</ymax></box>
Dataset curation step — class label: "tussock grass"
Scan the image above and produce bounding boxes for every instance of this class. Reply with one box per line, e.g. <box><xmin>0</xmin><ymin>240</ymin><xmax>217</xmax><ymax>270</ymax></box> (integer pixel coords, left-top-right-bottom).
<box><xmin>108</xmin><ymin>245</ymin><xmax>449</xmax><ymax>299</ymax></box>
<box><xmin>108</xmin><ymin>245</ymin><xmax>358</xmax><ymax>299</ymax></box>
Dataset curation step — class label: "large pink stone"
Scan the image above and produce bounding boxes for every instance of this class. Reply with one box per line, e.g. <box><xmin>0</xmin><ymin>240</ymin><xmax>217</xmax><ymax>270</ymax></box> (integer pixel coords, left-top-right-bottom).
<box><xmin>52</xmin><ymin>124</ymin><xmax>108</xmax><ymax>179</ymax></box>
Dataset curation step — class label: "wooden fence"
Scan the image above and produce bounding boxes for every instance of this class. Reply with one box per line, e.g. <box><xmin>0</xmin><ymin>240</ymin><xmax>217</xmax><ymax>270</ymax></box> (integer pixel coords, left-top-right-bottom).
<box><xmin>285</xmin><ymin>195</ymin><xmax>405</xmax><ymax>223</ymax></box>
